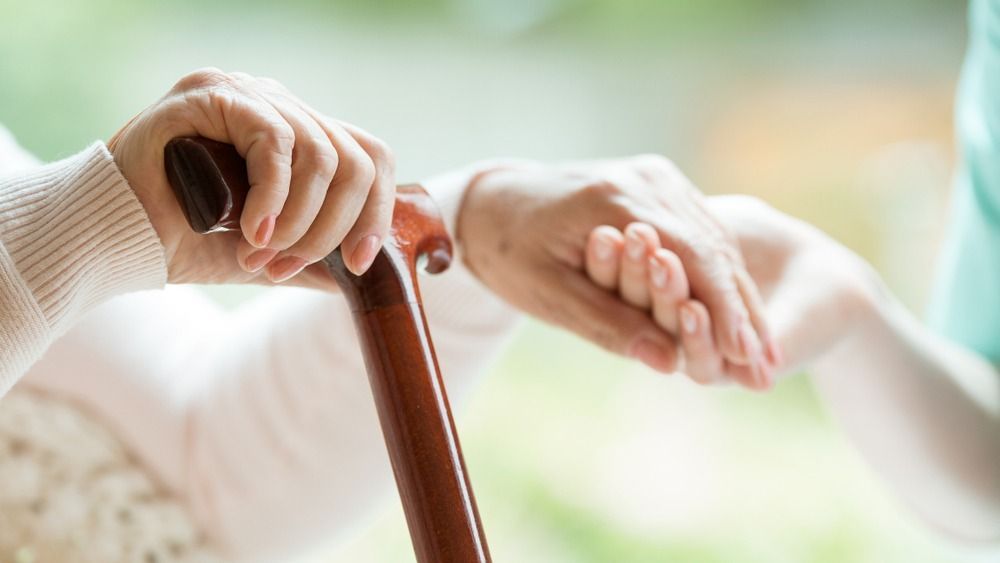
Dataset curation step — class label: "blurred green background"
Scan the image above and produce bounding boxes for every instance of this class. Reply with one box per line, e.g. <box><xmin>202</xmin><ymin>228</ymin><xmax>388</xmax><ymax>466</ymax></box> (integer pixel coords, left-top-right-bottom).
<box><xmin>1</xmin><ymin>0</ymin><xmax>991</xmax><ymax>561</ymax></box>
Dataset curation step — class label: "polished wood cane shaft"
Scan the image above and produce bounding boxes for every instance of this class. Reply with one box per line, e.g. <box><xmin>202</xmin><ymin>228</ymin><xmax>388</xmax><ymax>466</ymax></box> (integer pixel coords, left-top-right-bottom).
<box><xmin>164</xmin><ymin>137</ymin><xmax>490</xmax><ymax>563</ymax></box>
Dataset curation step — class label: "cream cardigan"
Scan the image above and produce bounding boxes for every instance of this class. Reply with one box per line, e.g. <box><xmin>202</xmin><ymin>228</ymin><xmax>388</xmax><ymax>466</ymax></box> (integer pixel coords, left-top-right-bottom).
<box><xmin>0</xmin><ymin>127</ymin><xmax>519</xmax><ymax>562</ymax></box>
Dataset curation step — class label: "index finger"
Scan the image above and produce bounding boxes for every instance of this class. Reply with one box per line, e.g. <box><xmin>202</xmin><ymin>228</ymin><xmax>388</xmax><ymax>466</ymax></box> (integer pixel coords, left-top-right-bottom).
<box><xmin>178</xmin><ymin>80</ymin><xmax>295</xmax><ymax>248</ymax></box>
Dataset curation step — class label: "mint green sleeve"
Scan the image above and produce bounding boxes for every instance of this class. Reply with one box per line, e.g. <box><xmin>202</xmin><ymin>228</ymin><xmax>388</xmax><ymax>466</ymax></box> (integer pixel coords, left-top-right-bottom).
<box><xmin>927</xmin><ymin>0</ymin><xmax>1000</xmax><ymax>362</ymax></box>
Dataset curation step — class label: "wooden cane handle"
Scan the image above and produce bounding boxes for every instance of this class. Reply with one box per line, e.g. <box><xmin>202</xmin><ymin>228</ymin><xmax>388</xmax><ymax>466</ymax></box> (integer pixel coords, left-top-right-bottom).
<box><xmin>164</xmin><ymin>136</ymin><xmax>490</xmax><ymax>563</ymax></box>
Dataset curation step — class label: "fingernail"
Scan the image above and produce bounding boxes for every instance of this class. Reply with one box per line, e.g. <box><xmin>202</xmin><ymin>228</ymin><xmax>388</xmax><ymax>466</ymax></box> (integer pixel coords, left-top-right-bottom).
<box><xmin>649</xmin><ymin>257</ymin><xmax>668</xmax><ymax>288</ymax></box>
<box><xmin>245</xmin><ymin>248</ymin><xmax>278</xmax><ymax>272</ymax></box>
<box><xmin>625</xmin><ymin>232</ymin><xmax>645</xmax><ymax>261</ymax></box>
<box><xmin>630</xmin><ymin>337</ymin><xmax>673</xmax><ymax>373</ymax></box>
<box><xmin>350</xmin><ymin>235</ymin><xmax>382</xmax><ymax>274</ymax></box>
<box><xmin>680</xmin><ymin>307</ymin><xmax>697</xmax><ymax>334</ymax></box>
<box><xmin>268</xmin><ymin>255</ymin><xmax>308</xmax><ymax>282</ymax></box>
<box><xmin>255</xmin><ymin>214</ymin><xmax>277</xmax><ymax>247</ymax></box>
<box><xmin>593</xmin><ymin>236</ymin><xmax>614</xmax><ymax>261</ymax></box>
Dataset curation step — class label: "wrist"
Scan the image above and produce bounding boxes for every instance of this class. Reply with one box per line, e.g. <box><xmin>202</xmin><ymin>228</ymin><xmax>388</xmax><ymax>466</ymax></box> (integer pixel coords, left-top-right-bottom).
<box><xmin>423</xmin><ymin>159</ymin><xmax>536</xmax><ymax>272</ymax></box>
<box><xmin>108</xmin><ymin>121</ymin><xmax>182</xmax><ymax>273</ymax></box>
<box><xmin>458</xmin><ymin>161</ymin><xmax>541</xmax><ymax>275</ymax></box>
<box><xmin>808</xmin><ymin>248</ymin><xmax>887</xmax><ymax>370</ymax></box>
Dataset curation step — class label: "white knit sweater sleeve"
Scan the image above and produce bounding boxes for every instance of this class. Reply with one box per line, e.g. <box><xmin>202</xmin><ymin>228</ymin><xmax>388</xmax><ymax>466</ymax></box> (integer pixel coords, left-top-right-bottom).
<box><xmin>24</xmin><ymin>164</ymin><xmax>521</xmax><ymax>561</ymax></box>
<box><xmin>0</xmin><ymin>133</ymin><xmax>166</xmax><ymax>396</ymax></box>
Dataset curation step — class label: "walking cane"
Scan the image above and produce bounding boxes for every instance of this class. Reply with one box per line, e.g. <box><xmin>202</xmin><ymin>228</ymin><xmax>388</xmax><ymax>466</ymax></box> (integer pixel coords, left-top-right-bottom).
<box><xmin>164</xmin><ymin>137</ymin><xmax>490</xmax><ymax>563</ymax></box>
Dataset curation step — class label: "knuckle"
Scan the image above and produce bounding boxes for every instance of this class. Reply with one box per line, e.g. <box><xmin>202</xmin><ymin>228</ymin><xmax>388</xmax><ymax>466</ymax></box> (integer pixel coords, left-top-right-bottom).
<box><xmin>572</xmin><ymin>179</ymin><xmax>634</xmax><ymax>223</ymax></box>
<box><xmin>201</xmin><ymin>83</ymin><xmax>239</xmax><ymax>112</ymax></box>
<box><xmin>174</xmin><ymin>67</ymin><xmax>229</xmax><ymax>91</ymax></box>
<box><xmin>368</xmin><ymin>137</ymin><xmax>395</xmax><ymax>168</ymax></box>
<box><xmin>336</xmin><ymin>147</ymin><xmax>376</xmax><ymax>186</ymax></box>
<box><xmin>255</xmin><ymin>121</ymin><xmax>295</xmax><ymax>155</ymax></box>
<box><xmin>300</xmin><ymin>141</ymin><xmax>339</xmax><ymax>180</ymax></box>
<box><xmin>355</xmin><ymin>156</ymin><xmax>377</xmax><ymax>186</ymax></box>
<box><xmin>579</xmin><ymin>178</ymin><xmax>623</xmax><ymax>200</ymax></box>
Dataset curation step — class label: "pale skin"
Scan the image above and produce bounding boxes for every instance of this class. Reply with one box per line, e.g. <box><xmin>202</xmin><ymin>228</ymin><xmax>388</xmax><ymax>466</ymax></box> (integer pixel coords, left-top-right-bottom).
<box><xmin>106</xmin><ymin>66</ymin><xmax>1000</xmax><ymax>544</ymax></box>
<box><xmin>0</xmin><ymin>51</ymin><xmax>971</xmax><ymax>563</ymax></box>
<box><xmin>578</xmin><ymin>195</ymin><xmax>1000</xmax><ymax>543</ymax></box>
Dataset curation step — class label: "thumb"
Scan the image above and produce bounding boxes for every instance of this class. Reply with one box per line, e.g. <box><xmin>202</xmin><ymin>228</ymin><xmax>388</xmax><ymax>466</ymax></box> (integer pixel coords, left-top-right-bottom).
<box><xmin>546</xmin><ymin>266</ymin><xmax>680</xmax><ymax>373</ymax></box>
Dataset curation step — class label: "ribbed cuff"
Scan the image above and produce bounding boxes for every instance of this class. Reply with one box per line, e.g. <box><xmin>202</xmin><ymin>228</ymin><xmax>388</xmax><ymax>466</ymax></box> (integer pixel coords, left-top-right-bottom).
<box><xmin>0</xmin><ymin>142</ymin><xmax>167</xmax><ymax>337</ymax></box>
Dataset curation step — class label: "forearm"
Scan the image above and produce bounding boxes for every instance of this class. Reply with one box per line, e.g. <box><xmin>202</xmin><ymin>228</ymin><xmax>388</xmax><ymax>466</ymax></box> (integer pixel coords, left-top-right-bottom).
<box><xmin>0</xmin><ymin>143</ymin><xmax>165</xmax><ymax>395</ymax></box>
<box><xmin>809</xmin><ymin>277</ymin><xmax>1000</xmax><ymax>542</ymax></box>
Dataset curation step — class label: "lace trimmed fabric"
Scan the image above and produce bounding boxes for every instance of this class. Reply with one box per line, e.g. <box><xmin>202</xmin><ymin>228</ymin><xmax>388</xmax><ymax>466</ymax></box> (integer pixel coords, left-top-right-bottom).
<box><xmin>0</xmin><ymin>389</ymin><xmax>221</xmax><ymax>563</ymax></box>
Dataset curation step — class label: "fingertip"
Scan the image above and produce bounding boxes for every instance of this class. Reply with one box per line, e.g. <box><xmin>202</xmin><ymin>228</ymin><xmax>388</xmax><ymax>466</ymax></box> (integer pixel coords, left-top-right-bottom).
<box><xmin>624</xmin><ymin>222</ymin><xmax>658</xmax><ymax>258</ymax></box>
<box><xmin>652</xmin><ymin>248</ymin><xmax>689</xmax><ymax>297</ymax></box>
<box><xmin>244</xmin><ymin>248</ymin><xmax>279</xmax><ymax>273</ymax></box>
<box><xmin>625</xmin><ymin>221</ymin><xmax>659</xmax><ymax>243</ymax></box>
<box><xmin>348</xmin><ymin>234</ymin><xmax>382</xmax><ymax>275</ymax></box>
<box><xmin>589</xmin><ymin>225</ymin><xmax>624</xmax><ymax>262</ymax></box>
<box><xmin>267</xmin><ymin>255</ymin><xmax>309</xmax><ymax>283</ymax></box>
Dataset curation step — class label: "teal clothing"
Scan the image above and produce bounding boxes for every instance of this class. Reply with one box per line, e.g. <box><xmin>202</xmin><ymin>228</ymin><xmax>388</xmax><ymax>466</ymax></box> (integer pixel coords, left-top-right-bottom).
<box><xmin>928</xmin><ymin>0</ymin><xmax>1000</xmax><ymax>362</ymax></box>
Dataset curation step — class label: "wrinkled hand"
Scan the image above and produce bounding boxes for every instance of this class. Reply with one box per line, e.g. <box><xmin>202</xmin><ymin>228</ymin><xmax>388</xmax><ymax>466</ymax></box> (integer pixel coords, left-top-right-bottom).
<box><xmin>457</xmin><ymin>156</ymin><xmax>774</xmax><ymax>378</ymax></box>
<box><xmin>582</xmin><ymin>195</ymin><xmax>878</xmax><ymax>386</ymax></box>
<box><xmin>109</xmin><ymin>68</ymin><xmax>395</xmax><ymax>289</ymax></box>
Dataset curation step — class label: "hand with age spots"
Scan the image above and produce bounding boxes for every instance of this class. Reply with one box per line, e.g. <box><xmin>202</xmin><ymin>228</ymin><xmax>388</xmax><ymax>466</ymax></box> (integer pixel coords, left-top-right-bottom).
<box><xmin>109</xmin><ymin>68</ymin><xmax>395</xmax><ymax>290</ymax></box>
